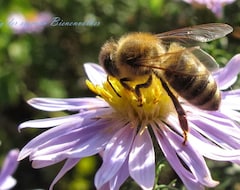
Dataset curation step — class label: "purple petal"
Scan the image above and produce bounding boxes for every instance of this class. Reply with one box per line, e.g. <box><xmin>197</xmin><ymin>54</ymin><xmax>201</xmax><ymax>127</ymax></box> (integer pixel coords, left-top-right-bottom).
<box><xmin>182</xmin><ymin>0</ymin><xmax>235</xmax><ymax>17</ymax></box>
<box><xmin>109</xmin><ymin>158</ymin><xmax>130</xmax><ymax>190</ymax></box>
<box><xmin>154</xmin><ymin>127</ymin><xmax>205</xmax><ymax>190</ymax></box>
<box><xmin>98</xmin><ymin>158</ymin><xmax>130</xmax><ymax>190</ymax></box>
<box><xmin>30</xmin><ymin>135</ymin><xmax>80</xmax><ymax>168</ymax></box>
<box><xmin>95</xmin><ymin>124</ymin><xmax>136</xmax><ymax>189</ymax></box>
<box><xmin>129</xmin><ymin>128</ymin><xmax>155</xmax><ymax>190</ymax></box>
<box><xmin>0</xmin><ymin>177</ymin><xmax>16</xmax><ymax>190</ymax></box>
<box><xmin>192</xmin><ymin>110</ymin><xmax>238</xmax><ymax>129</ymax></box>
<box><xmin>19</xmin><ymin>114</ymin><xmax>84</xmax><ymax>129</ymax></box>
<box><xmin>19</xmin><ymin>108</ymin><xmax>112</xmax><ymax>129</ymax></box>
<box><xmin>221</xmin><ymin>89</ymin><xmax>240</xmax><ymax>111</ymax></box>
<box><xmin>19</xmin><ymin>117</ymin><xmax>121</xmax><ymax>163</ymax></box>
<box><xmin>189</xmin><ymin>129</ymin><xmax>240</xmax><ymax>163</ymax></box>
<box><xmin>214</xmin><ymin>54</ymin><xmax>240</xmax><ymax>89</ymax></box>
<box><xmin>0</xmin><ymin>149</ymin><xmax>19</xmax><ymax>190</ymax></box>
<box><xmin>32</xmin><ymin>159</ymin><xmax>65</xmax><ymax>168</ymax></box>
<box><xmin>153</xmin><ymin>127</ymin><xmax>218</xmax><ymax>190</ymax></box>
<box><xmin>49</xmin><ymin>158</ymin><xmax>80</xmax><ymax>190</ymax></box>
<box><xmin>27</xmin><ymin>97</ymin><xmax>108</xmax><ymax>112</ymax></box>
<box><xmin>98</xmin><ymin>183</ymin><xmax>109</xmax><ymax>190</ymax></box>
<box><xmin>220</xmin><ymin>108</ymin><xmax>240</xmax><ymax>123</ymax></box>
<box><xmin>166</xmin><ymin>128</ymin><xmax>218</xmax><ymax>187</ymax></box>
<box><xmin>67</xmin><ymin>119</ymin><xmax>125</xmax><ymax>158</ymax></box>
<box><xmin>18</xmin><ymin>118</ymin><xmax>84</xmax><ymax>161</ymax></box>
<box><xmin>84</xmin><ymin>63</ymin><xmax>107</xmax><ymax>85</ymax></box>
<box><xmin>0</xmin><ymin>150</ymin><xmax>19</xmax><ymax>178</ymax></box>
<box><xmin>189</xmin><ymin>112</ymin><xmax>240</xmax><ymax>149</ymax></box>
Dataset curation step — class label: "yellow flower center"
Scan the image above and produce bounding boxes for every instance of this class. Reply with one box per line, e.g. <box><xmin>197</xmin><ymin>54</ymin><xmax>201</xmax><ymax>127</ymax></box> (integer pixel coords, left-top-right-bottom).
<box><xmin>86</xmin><ymin>74</ymin><xmax>175</xmax><ymax>125</ymax></box>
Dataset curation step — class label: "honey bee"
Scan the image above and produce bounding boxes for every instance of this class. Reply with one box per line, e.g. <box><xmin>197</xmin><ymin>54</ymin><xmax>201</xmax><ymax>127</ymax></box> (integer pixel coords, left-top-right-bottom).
<box><xmin>98</xmin><ymin>23</ymin><xmax>233</xmax><ymax>144</ymax></box>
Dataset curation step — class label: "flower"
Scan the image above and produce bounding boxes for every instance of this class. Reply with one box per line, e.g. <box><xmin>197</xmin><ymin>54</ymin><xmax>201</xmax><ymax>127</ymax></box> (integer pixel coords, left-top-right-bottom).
<box><xmin>7</xmin><ymin>11</ymin><xmax>52</xmax><ymax>34</ymax></box>
<box><xmin>181</xmin><ymin>0</ymin><xmax>235</xmax><ymax>17</ymax></box>
<box><xmin>18</xmin><ymin>54</ymin><xmax>240</xmax><ymax>190</ymax></box>
<box><xmin>0</xmin><ymin>149</ymin><xmax>19</xmax><ymax>190</ymax></box>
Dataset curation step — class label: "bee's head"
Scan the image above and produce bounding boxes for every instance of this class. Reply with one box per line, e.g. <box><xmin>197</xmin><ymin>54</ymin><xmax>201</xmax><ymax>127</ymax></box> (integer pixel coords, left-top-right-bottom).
<box><xmin>99</xmin><ymin>41</ymin><xmax>119</xmax><ymax>77</ymax></box>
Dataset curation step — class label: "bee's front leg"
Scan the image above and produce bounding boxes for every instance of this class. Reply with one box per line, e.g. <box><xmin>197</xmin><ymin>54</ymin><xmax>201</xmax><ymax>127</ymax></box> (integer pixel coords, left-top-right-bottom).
<box><xmin>107</xmin><ymin>76</ymin><xmax>121</xmax><ymax>97</ymax></box>
<box><xmin>135</xmin><ymin>75</ymin><xmax>153</xmax><ymax>106</ymax></box>
<box><xmin>120</xmin><ymin>78</ymin><xmax>134</xmax><ymax>92</ymax></box>
<box><xmin>120</xmin><ymin>75</ymin><xmax>153</xmax><ymax>106</ymax></box>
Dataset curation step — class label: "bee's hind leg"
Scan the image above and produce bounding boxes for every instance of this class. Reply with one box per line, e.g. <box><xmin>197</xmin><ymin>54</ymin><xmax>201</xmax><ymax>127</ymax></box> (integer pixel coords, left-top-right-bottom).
<box><xmin>159</xmin><ymin>77</ymin><xmax>188</xmax><ymax>145</ymax></box>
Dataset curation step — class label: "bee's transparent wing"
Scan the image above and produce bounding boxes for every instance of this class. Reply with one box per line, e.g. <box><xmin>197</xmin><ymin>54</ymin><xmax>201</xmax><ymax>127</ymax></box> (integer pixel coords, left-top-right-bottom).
<box><xmin>138</xmin><ymin>47</ymin><xmax>219</xmax><ymax>74</ymax></box>
<box><xmin>190</xmin><ymin>47</ymin><xmax>219</xmax><ymax>72</ymax></box>
<box><xmin>156</xmin><ymin>23</ymin><xmax>233</xmax><ymax>44</ymax></box>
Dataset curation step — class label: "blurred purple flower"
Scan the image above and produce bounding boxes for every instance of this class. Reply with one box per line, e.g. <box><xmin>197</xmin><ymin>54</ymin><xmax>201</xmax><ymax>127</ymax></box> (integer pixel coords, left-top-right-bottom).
<box><xmin>0</xmin><ymin>149</ymin><xmax>19</xmax><ymax>190</ymax></box>
<box><xmin>18</xmin><ymin>54</ymin><xmax>240</xmax><ymax>190</ymax></box>
<box><xmin>182</xmin><ymin>0</ymin><xmax>235</xmax><ymax>17</ymax></box>
<box><xmin>7</xmin><ymin>12</ymin><xmax>52</xmax><ymax>34</ymax></box>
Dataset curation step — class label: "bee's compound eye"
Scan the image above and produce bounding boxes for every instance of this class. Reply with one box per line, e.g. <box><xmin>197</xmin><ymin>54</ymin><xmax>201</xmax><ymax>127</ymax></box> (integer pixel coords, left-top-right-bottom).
<box><xmin>99</xmin><ymin>42</ymin><xmax>119</xmax><ymax>77</ymax></box>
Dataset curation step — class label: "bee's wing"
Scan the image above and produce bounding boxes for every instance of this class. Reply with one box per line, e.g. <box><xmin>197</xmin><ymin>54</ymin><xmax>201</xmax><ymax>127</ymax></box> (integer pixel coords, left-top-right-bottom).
<box><xmin>156</xmin><ymin>23</ymin><xmax>233</xmax><ymax>44</ymax></box>
<box><xmin>190</xmin><ymin>47</ymin><xmax>219</xmax><ymax>72</ymax></box>
<box><xmin>139</xmin><ymin>47</ymin><xmax>218</xmax><ymax>74</ymax></box>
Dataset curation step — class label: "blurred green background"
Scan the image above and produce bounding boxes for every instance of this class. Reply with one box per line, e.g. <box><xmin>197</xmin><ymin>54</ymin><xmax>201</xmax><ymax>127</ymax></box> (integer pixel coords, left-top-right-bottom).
<box><xmin>1</xmin><ymin>0</ymin><xmax>240</xmax><ymax>189</ymax></box>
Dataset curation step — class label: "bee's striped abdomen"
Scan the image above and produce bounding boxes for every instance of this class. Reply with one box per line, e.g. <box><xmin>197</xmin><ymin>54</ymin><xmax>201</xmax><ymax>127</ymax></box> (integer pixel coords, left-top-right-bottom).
<box><xmin>163</xmin><ymin>55</ymin><xmax>221</xmax><ymax>110</ymax></box>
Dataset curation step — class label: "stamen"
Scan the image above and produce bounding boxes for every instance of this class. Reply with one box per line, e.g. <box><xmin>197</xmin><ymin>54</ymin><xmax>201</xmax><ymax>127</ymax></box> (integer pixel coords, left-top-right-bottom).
<box><xmin>86</xmin><ymin>75</ymin><xmax>176</xmax><ymax>126</ymax></box>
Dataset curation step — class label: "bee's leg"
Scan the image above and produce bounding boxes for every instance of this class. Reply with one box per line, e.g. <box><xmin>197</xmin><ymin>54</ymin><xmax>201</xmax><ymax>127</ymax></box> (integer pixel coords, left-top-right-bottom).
<box><xmin>159</xmin><ymin>77</ymin><xmax>188</xmax><ymax>145</ymax></box>
<box><xmin>120</xmin><ymin>76</ymin><xmax>153</xmax><ymax>106</ymax></box>
<box><xmin>107</xmin><ymin>76</ymin><xmax>121</xmax><ymax>97</ymax></box>
<box><xmin>120</xmin><ymin>77</ymin><xmax>134</xmax><ymax>92</ymax></box>
<box><xmin>135</xmin><ymin>75</ymin><xmax>153</xmax><ymax>106</ymax></box>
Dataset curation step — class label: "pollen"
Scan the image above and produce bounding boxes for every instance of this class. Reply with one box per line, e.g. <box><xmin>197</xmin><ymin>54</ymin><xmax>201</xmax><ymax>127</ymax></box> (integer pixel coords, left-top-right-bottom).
<box><xmin>86</xmin><ymin>74</ymin><xmax>175</xmax><ymax>123</ymax></box>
